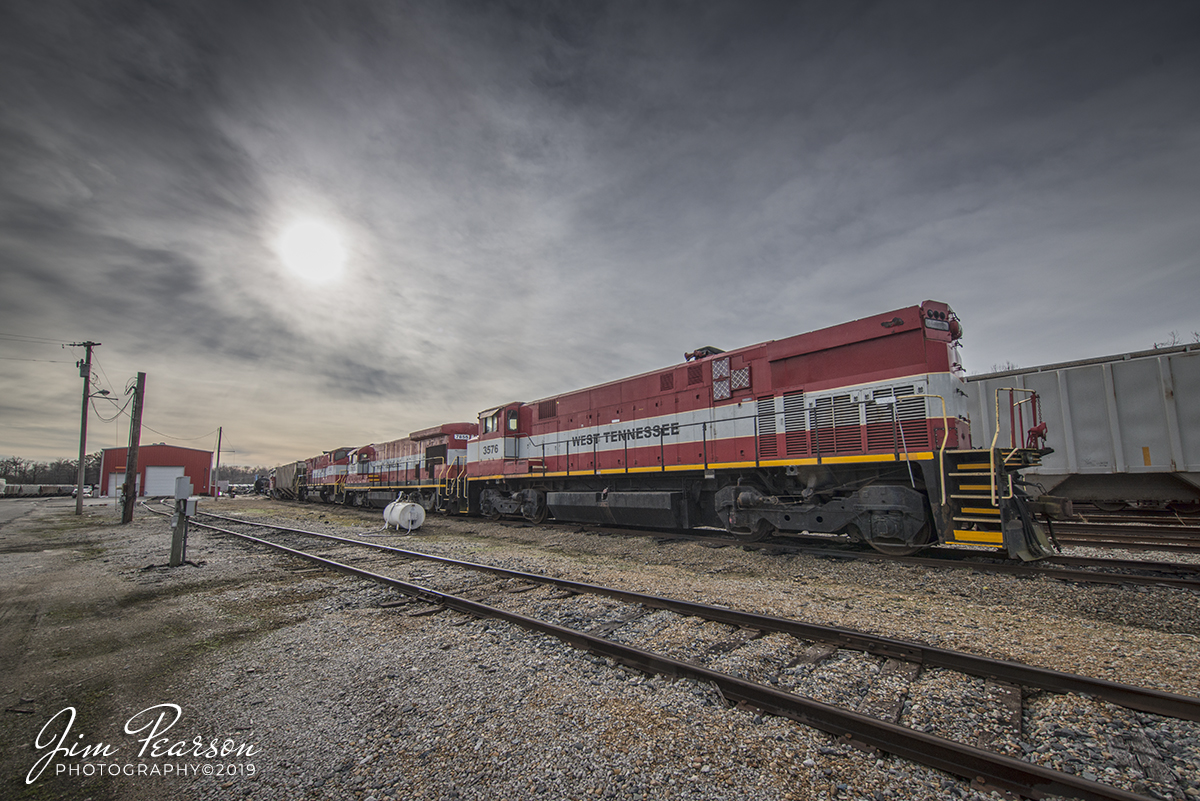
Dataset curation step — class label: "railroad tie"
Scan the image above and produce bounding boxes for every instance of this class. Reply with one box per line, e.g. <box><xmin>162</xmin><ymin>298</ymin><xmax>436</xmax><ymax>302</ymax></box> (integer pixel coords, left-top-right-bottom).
<box><xmin>974</xmin><ymin>680</ymin><xmax>1023</xmax><ymax>752</ymax></box>
<box><xmin>856</xmin><ymin>658</ymin><xmax>922</xmax><ymax>723</ymax></box>
<box><xmin>787</xmin><ymin>643</ymin><xmax>838</xmax><ymax>667</ymax></box>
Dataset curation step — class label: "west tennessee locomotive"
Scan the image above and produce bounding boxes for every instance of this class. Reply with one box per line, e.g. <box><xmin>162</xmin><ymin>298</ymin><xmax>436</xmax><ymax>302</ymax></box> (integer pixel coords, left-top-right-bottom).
<box><xmin>273</xmin><ymin>301</ymin><xmax>1058</xmax><ymax>560</ymax></box>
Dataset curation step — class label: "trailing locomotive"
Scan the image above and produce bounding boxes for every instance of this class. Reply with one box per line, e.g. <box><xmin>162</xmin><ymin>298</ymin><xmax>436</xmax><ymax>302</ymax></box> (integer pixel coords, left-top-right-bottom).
<box><xmin>272</xmin><ymin>424</ymin><xmax>473</xmax><ymax>508</ymax></box>
<box><xmin>274</xmin><ymin>301</ymin><xmax>1057</xmax><ymax>560</ymax></box>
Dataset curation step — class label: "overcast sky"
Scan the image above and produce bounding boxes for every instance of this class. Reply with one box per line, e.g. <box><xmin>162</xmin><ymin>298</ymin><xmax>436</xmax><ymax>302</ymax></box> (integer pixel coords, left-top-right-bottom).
<box><xmin>2</xmin><ymin>1</ymin><xmax>1198</xmax><ymax>467</ymax></box>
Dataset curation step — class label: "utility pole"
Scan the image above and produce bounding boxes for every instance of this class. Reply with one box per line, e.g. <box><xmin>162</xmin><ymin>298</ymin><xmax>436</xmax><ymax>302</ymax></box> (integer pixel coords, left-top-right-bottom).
<box><xmin>121</xmin><ymin>372</ymin><xmax>146</xmax><ymax>524</ymax></box>
<box><xmin>70</xmin><ymin>341</ymin><xmax>99</xmax><ymax>515</ymax></box>
<box><xmin>213</xmin><ymin>426</ymin><xmax>222</xmax><ymax>498</ymax></box>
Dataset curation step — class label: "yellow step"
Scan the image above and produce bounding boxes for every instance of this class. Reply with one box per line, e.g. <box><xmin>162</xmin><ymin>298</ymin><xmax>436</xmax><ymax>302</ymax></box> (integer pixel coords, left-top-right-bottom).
<box><xmin>950</xmin><ymin>529</ymin><xmax>1004</xmax><ymax>546</ymax></box>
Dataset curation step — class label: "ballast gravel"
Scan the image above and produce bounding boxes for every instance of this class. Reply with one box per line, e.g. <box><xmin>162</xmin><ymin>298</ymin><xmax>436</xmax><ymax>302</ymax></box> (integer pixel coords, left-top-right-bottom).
<box><xmin>2</xmin><ymin>496</ymin><xmax>1199</xmax><ymax>801</ymax></box>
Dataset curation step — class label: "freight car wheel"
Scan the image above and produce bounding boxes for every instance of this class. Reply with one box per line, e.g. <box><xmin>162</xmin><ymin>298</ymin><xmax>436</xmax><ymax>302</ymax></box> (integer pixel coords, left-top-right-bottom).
<box><xmin>1168</xmin><ymin>501</ymin><xmax>1200</xmax><ymax>515</ymax></box>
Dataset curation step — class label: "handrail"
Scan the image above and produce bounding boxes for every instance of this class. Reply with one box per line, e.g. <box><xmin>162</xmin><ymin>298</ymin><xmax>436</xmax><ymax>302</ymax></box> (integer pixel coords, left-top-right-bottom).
<box><xmin>990</xmin><ymin>388</ymin><xmax>1037</xmax><ymax>507</ymax></box>
<box><xmin>885</xmin><ymin>394</ymin><xmax>949</xmax><ymax>505</ymax></box>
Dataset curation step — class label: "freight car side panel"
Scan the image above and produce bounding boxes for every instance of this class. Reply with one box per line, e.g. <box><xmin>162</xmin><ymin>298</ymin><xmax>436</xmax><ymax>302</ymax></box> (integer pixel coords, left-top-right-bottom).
<box><xmin>966</xmin><ymin>345</ymin><xmax>1200</xmax><ymax>504</ymax></box>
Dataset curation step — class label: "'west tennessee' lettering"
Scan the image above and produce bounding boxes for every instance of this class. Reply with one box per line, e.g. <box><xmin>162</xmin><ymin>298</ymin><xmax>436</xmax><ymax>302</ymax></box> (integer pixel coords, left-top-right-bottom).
<box><xmin>570</xmin><ymin>422</ymin><xmax>680</xmax><ymax>448</ymax></box>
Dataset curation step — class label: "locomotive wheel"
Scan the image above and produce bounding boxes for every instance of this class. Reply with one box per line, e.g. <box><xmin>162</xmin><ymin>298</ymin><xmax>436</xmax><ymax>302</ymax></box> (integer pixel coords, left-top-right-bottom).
<box><xmin>1168</xmin><ymin>501</ymin><xmax>1200</xmax><ymax>515</ymax></box>
<box><xmin>738</xmin><ymin>519</ymin><xmax>776</xmax><ymax>542</ymax></box>
<box><xmin>1092</xmin><ymin>501</ymin><xmax>1127</xmax><ymax>512</ymax></box>
<box><xmin>524</xmin><ymin>503</ymin><xmax>548</xmax><ymax>525</ymax></box>
<box><xmin>865</xmin><ymin>522</ymin><xmax>932</xmax><ymax>557</ymax></box>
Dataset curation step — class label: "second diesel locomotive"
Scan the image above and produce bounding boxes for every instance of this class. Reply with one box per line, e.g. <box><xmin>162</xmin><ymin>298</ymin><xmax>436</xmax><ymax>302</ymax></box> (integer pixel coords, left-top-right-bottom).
<box><xmin>274</xmin><ymin>301</ymin><xmax>1057</xmax><ymax>560</ymax></box>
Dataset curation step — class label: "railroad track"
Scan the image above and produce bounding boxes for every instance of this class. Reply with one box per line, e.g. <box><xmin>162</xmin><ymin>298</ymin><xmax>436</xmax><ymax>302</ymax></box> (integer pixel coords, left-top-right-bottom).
<box><xmin>167</xmin><ymin>507</ymin><xmax>1199</xmax><ymax>801</ymax></box>
<box><xmin>1047</xmin><ymin>522</ymin><xmax>1200</xmax><ymax>553</ymax></box>
<box><xmin>198</xmin><ymin>500</ymin><xmax>1200</xmax><ymax>588</ymax></box>
<box><xmin>520</xmin><ymin>522</ymin><xmax>1200</xmax><ymax>591</ymax></box>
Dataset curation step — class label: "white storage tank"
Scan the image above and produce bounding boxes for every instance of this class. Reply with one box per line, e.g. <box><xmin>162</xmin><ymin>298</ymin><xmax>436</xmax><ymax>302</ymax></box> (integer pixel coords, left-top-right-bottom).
<box><xmin>383</xmin><ymin>500</ymin><xmax>425</xmax><ymax>531</ymax></box>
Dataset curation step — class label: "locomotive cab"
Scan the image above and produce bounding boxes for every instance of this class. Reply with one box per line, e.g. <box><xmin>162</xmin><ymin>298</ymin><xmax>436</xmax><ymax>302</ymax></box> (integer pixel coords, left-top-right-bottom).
<box><xmin>476</xmin><ymin>402</ymin><xmax>523</xmax><ymax>461</ymax></box>
<box><xmin>470</xmin><ymin>402</ymin><xmax>550</xmax><ymax>522</ymax></box>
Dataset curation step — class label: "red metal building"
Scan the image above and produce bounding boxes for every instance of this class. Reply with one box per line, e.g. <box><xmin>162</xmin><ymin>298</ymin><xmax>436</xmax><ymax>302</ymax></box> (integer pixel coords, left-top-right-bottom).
<box><xmin>98</xmin><ymin>444</ymin><xmax>214</xmax><ymax>497</ymax></box>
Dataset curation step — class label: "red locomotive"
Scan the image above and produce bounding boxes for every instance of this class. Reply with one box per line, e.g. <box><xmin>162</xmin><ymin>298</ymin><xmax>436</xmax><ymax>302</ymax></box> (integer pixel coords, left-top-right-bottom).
<box><xmin>462</xmin><ymin>300</ymin><xmax>1052</xmax><ymax>559</ymax></box>
<box><xmin>340</xmin><ymin>423</ymin><xmax>474</xmax><ymax>509</ymax></box>
<box><xmin>275</xmin><ymin>301</ymin><xmax>1055</xmax><ymax>560</ymax></box>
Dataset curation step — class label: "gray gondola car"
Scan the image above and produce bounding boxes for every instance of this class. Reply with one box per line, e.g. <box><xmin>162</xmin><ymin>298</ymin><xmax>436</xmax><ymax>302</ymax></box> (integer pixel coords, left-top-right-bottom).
<box><xmin>966</xmin><ymin>343</ymin><xmax>1200</xmax><ymax>512</ymax></box>
<box><xmin>269</xmin><ymin>461</ymin><xmax>305</xmax><ymax>500</ymax></box>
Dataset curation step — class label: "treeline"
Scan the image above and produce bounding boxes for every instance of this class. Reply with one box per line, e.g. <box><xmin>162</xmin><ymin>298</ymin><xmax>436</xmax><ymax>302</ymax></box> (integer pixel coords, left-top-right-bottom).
<box><xmin>1</xmin><ymin>453</ymin><xmax>102</xmax><ymax>485</ymax></box>
<box><xmin>217</xmin><ymin>465</ymin><xmax>274</xmax><ymax>484</ymax></box>
<box><xmin>0</xmin><ymin>456</ymin><xmax>273</xmax><ymax>487</ymax></box>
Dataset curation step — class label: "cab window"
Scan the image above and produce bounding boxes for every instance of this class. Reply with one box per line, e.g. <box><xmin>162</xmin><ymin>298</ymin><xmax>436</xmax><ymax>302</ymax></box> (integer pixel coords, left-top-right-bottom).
<box><xmin>483</xmin><ymin>413</ymin><xmax>499</xmax><ymax>433</ymax></box>
<box><xmin>506</xmin><ymin>409</ymin><xmax>519</xmax><ymax>432</ymax></box>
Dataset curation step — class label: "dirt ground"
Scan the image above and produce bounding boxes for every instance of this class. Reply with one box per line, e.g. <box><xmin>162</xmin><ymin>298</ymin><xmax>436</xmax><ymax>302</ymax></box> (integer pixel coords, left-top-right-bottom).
<box><xmin>4</xmin><ymin>495</ymin><xmax>1199</xmax><ymax>801</ymax></box>
<box><xmin>0</xmin><ymin>497</ymin><xmax>325</xmax><ymax>801</ymax></box>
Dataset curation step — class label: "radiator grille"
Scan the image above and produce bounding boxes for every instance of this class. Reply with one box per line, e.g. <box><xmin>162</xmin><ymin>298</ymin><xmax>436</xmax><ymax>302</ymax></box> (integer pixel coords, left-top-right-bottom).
<box><xmin>811</xmin><ymin>397</ymin><xmax>835</xmax><ymax>454</ymax></box>
<box><xmin>713</xmin><ymin>357</ymin><xmax>730</xmax><ymax>379</ymax></box>
<box><xmin>713</xmin><ymin>380</ymin><xmax>731</xmax><ymax>401</ymax></box>
<box><xmin>833</xmin><ymin>394</ymin><xmax>862</xmax><ymax>452</ymax></box>
<box><xmin>783</xmin><ymin>391</ymin><xmax>806</xmax><ymax>455</ymax></box>
<box><xmin>757</xmin><ymin>396</ymin><xmax>778</xmax><ymax>458</ymax></box>
<box><xmin>660</xmin><ymin>373</ymin><xmax>674</xmax><ymax>392</ymax></box>
<box><xmin>538</xmin><ymin>399</ymin><xmax>558</xmax><ymax>420</ymax></box>
<box><xmin>687</xmin><ymin>364</ymin><xmax>703</xmax><ymax>386</ymax></box>
<box><xmin>865</xmin><ymin>386</ymin><xmax>929</xmax><ymax>450</ymax></box>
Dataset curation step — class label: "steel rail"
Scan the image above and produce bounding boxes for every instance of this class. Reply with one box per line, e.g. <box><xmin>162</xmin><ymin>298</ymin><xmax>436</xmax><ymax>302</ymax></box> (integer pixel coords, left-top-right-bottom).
<box><xmin>196</xmin><ymin>511</ymin><xmax>1200</xmax><ymax>723</ymax></box>
<box><xmin>748</xmin><ymin>538</ymin><xmax>1200</xmax><ymax>590</ymax></box>
<box><xmin>1051</xmin><ymin>523</ymin><xmax>1200</xmax><ymax>540</ymax></box>
<box><xmin>193</xmin><ymin>517</ymin><xmax>1151</xmax><ymax>801</ymax></box>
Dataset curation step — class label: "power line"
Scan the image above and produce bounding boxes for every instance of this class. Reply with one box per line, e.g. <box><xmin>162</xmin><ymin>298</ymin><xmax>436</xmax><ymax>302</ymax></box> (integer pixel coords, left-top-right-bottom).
<box><xmin>91</xmin><ymin>395</ymin><xmax>133</xmax><ymax>423</ymax></box>
<box><xmin>0</xmin><ymin>332</ymin><xmax>71</xmax><ymax>345</ymax></box>
<box><xmin>141</xmin><ymin>423</ymin><xmax>221</xmax><ymax>443</ymax></box>
<box><xmin>0</xmin><ymin>356</ymin><xmax>74</xmax><ymax>363</ymax></box>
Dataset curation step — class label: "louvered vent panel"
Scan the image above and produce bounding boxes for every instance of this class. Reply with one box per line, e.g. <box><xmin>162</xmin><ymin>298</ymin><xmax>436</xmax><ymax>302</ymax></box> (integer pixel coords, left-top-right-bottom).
<box><xmin>812</xmin><ymin>397</ymin><xmax>835</xmax><ymax>453</ymax></box>
<box><xmin>538</xmin><ymin>399</ymin><xmax>558</xmax><ymax>420</ymax></box>
<box><xmin>757</xmin><ymin>396</ymin><xmax>778</xmax><ymax>458</ymax></box>
<box><xmin>833</xmin><ymin>394</ymin><xmax>862</xmax><ymax>453</ymax></box>
<box><xmin>865</xmin><ymin>389</ymin><xmax>896</xmax><ymax>451</ymax></box>
<box><xmin>896</xmin><ymin>390</ymin><xmax>929</xmax><ymax>449</ymax></box>
<box><xmin>783</xmin><ymin>391</ymin><xmax>807</xmax><ymax>455</ymax></box>
<box><xmin>713</xmin><ymin>380</ymin><xmax>731</xmax><ymax>401</ymax></box>
<box><xmin>660</xmin><ymin>373</ymin><xmax>674</xmax><ymax>392</ymax></box>
<box><xmin>687</xmin><ymin>364</ymin><xmax>703</xmax><ymax>386</ymax></box>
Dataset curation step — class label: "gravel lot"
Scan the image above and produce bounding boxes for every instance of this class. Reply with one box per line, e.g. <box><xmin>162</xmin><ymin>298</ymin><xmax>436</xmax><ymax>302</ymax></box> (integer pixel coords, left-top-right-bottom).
<box><xmin>2</xmin><ymin>496</ymin><xmax>1198</xmax><ymax>801</ymax></box>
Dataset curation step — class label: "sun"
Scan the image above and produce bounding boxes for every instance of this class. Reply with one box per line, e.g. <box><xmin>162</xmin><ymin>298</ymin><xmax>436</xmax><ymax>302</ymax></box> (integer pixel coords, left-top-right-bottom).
<box><xmin>275</xmin><ymin>218</ymin><xmax>347</xmax><ymax>284</ymax></box>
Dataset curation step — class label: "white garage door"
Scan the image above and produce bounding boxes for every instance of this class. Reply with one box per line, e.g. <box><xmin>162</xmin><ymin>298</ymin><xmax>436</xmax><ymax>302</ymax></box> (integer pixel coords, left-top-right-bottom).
<box><xmin>144</xmin><ymin>466</ymin><xmax>186</xmax><ymax>497</ymax></box>
<box><xmin>107</xmin><ymin>472</ymin><xmax>140</xmax><ymax>497</ymax></box>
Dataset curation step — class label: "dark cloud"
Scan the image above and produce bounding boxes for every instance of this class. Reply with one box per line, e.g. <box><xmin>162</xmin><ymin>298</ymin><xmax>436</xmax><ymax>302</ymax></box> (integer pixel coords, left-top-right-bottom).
<box><xmin>2</xmin><ymin>0</ymin><xmax>1198</xmax><ymax>463</ymax></box>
